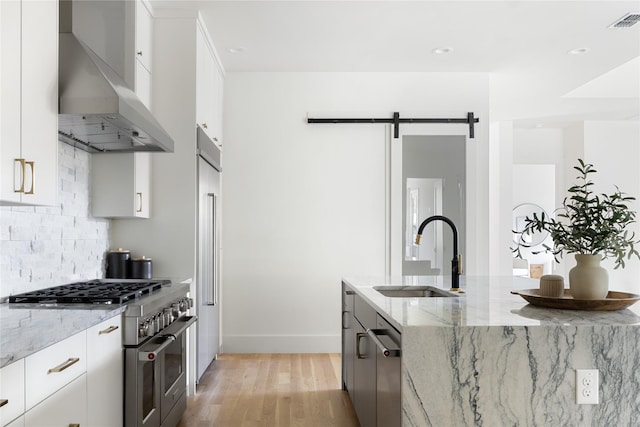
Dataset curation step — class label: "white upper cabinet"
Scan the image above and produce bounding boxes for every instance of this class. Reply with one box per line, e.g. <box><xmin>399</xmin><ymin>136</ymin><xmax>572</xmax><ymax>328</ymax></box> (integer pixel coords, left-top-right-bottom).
<box><xmin>92</xmin><ymin>153</ymin><xmax>151</xmax><ymax>218</ymax></box>
<box><xmin>132</xmin><ymin>0</ymin><xmax>153</xmax><ymax>109</ymax></box>
<box><xmin>135</xmin><ymin>0</ymin><xmax>153</xmax><ymax>73</ymax></box>
<box><xmin>72</xmin><ymin>0</ymin><xmax>154</xmax><ymax>107</ymax></box>
<box><xmin>0</xmin><ymin>0</ymin><xmax>58</xmax><ymax>206</ymax></box>
<box><xmin>196</xmin><ymin>22</ymin><xmax>224</xmax><ymax>149</ymax></box>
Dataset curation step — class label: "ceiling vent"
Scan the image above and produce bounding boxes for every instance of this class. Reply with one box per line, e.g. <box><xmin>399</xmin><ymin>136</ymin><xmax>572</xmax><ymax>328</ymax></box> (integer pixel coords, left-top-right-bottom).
<box><xmin>609</xmin><ymin>13</ymin><xmax>640</xmax><ymax>28</ymax></box>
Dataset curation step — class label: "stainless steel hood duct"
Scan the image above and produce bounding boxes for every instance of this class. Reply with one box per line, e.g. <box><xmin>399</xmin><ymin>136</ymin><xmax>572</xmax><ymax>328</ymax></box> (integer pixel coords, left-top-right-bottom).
<box><xmin>58</xmin><ymin>1</ymin><xmax>174</xmax><ymax>153</ymax></box>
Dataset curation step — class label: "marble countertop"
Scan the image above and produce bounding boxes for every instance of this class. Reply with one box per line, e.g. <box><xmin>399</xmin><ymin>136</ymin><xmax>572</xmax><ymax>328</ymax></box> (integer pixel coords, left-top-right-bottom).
<box><xmin>0</xmin><ymin>303</ymin><xmax>125</xmax><ymax>368</ymax></box>
<box><xmin>343</xmin><ymin>275</ymin><xmax>640</xmax><ymax>332</ymax></box>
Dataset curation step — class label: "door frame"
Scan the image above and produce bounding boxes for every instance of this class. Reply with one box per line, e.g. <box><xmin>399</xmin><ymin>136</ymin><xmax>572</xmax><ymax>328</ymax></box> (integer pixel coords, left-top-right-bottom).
<box><xmin>385</xmin><ymin>123</ymin><xmax>471</xmax><ymax>277</ymax></box>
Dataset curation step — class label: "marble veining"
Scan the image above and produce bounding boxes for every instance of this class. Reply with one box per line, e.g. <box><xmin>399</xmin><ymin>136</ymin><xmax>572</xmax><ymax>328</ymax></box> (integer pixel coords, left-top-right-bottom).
<box><xmin>402</xmin><ymin>325</ymin><xmax>640</xmax><ymax>426</ymax></box>
<box><xmin>344</xmin><ymin>276</ymin><xmax>640</xmax><ymax>426</ymax></box>
<box><xmin>0</xmin><ymin>303</ymin><xmax>124</xmax><ymax>368</ymax></box>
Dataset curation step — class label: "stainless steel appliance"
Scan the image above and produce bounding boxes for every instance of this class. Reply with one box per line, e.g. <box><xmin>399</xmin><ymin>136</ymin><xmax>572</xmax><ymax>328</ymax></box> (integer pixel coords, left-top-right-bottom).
<box><xmin>123</xmin><ymin>283</ymin><xmax>196</xmax><ymax>427</ymax></box>
<box><xmin>196</xmin><ymin>125</ymin><xmax>221</xmax><ymax>381</ymax></box>
<box><xmin>369</xmin><ymin>314</ymin><xmax>402</xmax><ymax>427</ymax></box>
<box><xmin>8</xmin><ymin>279</ymin><xmax>196</xmax><ymax>427</ymax></box>
<box><xmin>57</xmin><ymin>1</ymin><xmax>174</xmax><ymax>153</ymax></box>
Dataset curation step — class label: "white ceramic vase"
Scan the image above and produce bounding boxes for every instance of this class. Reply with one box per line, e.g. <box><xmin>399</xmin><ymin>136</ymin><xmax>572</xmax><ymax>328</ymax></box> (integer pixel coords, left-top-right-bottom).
<box><xmin>569</xmin><ymin>254</ymin><xmax>609</xmax><ymax>300</ymax></box>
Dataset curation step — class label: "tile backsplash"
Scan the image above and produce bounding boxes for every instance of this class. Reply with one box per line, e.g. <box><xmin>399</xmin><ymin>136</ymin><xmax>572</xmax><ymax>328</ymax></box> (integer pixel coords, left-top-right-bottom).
<box><xmin>0</xmin><ymin>142</ymin><xmax>110</xmax><ymax>298</ymax></box>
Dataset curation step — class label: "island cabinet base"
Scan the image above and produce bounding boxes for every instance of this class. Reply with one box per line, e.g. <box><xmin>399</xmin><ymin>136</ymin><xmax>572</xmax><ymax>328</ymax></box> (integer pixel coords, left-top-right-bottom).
<box><xmin>402</xmin><ymin>325</ymin><xmax>640</xmax><ymax>426</ymax></box>
<box><xmin>342</xmin><ymin>281</ymin><xmax>402</xmax><ymax>427</ymax></box>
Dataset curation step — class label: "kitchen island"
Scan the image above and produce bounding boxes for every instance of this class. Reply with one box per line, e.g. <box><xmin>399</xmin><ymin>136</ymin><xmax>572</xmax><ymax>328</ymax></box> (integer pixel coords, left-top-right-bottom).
<box><xmin>343</xmin><ymin>276</ymin><xmax>640</xmax><ymax>426</ymax></box>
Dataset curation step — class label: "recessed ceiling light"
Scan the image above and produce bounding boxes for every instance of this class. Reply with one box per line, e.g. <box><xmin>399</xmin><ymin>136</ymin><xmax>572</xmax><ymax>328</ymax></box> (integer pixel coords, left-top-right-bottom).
<box><xmin>568</xmin><ymin>47</ymin><xmax>591</xmax><ymax>55</ymax></box>
<box><xmin>432</xmin><ymin>47</ymin><xmax>454</xmax><ymax>55</ymax></box>
<box><xmin>227</xmin><ymin>47</ymin><xmax>246</xmax><ymax>54</ymax></box>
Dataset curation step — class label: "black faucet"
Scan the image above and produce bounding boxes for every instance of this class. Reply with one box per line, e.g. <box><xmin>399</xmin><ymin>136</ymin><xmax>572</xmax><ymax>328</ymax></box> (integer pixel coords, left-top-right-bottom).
<box><xmin>414</xmin><ymin>215</ymin><xmax>462</xmax><ymax>291</ymax></box>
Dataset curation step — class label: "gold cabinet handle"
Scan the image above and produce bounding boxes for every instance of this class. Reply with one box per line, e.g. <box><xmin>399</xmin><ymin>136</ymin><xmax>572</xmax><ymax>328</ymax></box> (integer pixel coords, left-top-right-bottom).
<box><xmin>99</xmin><ymin>325</ymin><xmax>119</xmax><ymax>335</ymax></box>
<box><xmin>213</xmin><ymin>137</ymin><xmax>218</xmax><ymax>142</ymax></box>
<box><xmin>0</xmin><ymin>399</ymin><xmax>8</xmax><ymax>408</ymax></box>
<box><xmin>137</xmin><ymin>51</ymin><xmax>143</xmax><ymax>56</ymax></box>
<box><xmin>48</xmin><ymin>357</ymin><xmax>80</xmax><ymax>374</ymax></box>
<box><xmin>202</xmin><ymin>122</ymin><xmax>208</xmax><ymax>129</ymax></box>
<box><xmin>69</xmin><ymin>424</ymin><xmax>80</xmax><ymax>427</ymax></box>
<box><xmin>14</xmin><ymin>158</ymin><xmax>25</xmax><ymax>193</ymax></box>
<box><xmin>136</xmin><ymin>192</ymin><xmax>143</xmax><ymax>212</ymax></box>
<box><xmin>24</xmin><ymin>160</ymin><xmax>35</xmax><ymax>194</ymax></box>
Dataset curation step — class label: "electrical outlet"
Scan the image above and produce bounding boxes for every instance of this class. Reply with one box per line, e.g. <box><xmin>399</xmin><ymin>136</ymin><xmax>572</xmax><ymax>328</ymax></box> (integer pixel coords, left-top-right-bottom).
<box><xmin>576</xmin><ymin>369</ymin><xmax>599</xmax><ymax>404</ymax></box>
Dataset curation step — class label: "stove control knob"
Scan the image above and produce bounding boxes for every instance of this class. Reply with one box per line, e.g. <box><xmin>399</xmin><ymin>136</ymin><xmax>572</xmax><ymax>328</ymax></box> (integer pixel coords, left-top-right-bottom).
<box><xmin>153</xmin><ymin>314</ymin><xmax>161</xmax><ymax>332</ymax></box>
<box><xmin>139</xmin><ymin>322</ymin><xmax>148</xmax><ymax>338</ymax></box>
<box><xmin>146</xmin><ymin>319</ymin><xmax>155</xmax><ymax>336</ymax></box>
<box><xmin>179</xmin><ymin>299</ymin><xmax>188</xmax><ymax>313</ymax></box>
<box><xmin>187</xmin><ymin>297</ymin><xmax>194</xmax><ymax>309</ymax></box>
<box><xmin>164</xmin><ymin>308</ymin><xmax>173</xmax><ymax>326</ymax></box>
<box><xmin>172</xmin><ymin>303</ymin><xmax>180</xmax><ymax>319</ymax></box>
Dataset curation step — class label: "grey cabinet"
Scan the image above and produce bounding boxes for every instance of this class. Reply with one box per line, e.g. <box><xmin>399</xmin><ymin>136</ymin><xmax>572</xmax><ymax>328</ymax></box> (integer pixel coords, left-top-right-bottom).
<box><xmin>342</xmin><ymin>282</ymin><xmax>377</xmax><ymax>427</ymax></box>
<box><xmin>342</xmin><ymin>283</ymin><xmax>402</xmax><ymax>427</ymax></box>
<box><xmin>341</xmin><ymin>285</ymin><xmax>355</xmax><ymax>396</ymax></box>
<box><xmin>374</xmin><ymin>314</ymin><xmax>401</xmax><ymax>427</ymax></box>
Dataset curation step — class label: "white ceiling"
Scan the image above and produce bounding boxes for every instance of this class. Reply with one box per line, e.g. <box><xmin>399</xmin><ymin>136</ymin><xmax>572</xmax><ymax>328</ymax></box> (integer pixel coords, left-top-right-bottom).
<box><xmin>153</xmin><ymin>1</ymin><xmax>640</xmax><ymax>125</ymax></box>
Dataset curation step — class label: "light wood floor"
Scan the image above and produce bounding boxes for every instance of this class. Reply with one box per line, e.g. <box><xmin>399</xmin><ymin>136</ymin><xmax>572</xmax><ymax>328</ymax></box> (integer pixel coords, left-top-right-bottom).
<box><xmin>177</xmin><ymin>353</ymin><xmax>360</xmax><ymax>427</ymax></box>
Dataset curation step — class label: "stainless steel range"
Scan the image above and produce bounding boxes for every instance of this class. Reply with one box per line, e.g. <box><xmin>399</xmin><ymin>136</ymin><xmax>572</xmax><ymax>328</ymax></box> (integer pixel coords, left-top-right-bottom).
<box><xmin>8</xmin><ymin>279</ymin><xmax>197</xmax><ymax>427</ymax></box>
<box><xmin>122</xmin><ymin>282</ymin><xmax>196</xmax><ymax>427</ymax></box>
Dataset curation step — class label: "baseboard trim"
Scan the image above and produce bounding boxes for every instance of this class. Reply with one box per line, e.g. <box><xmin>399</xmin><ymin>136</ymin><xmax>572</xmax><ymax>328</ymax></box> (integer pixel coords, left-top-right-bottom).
<box><xmin>223</xmin><ymin>335</ymin><xmax>341</xmax><ymax>353</ymax></box>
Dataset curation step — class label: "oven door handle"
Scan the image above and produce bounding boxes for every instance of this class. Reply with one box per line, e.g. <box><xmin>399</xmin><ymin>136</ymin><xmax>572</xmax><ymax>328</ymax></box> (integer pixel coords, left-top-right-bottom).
<box><xmin>137</xmin><ymin>316</ymin><xmax>197</xmax><ymax>361</ymax></box>
<box><xmin>139</xmin><ymin>335</ymin><xmax>176</xmax><ymax>361</ymax></box>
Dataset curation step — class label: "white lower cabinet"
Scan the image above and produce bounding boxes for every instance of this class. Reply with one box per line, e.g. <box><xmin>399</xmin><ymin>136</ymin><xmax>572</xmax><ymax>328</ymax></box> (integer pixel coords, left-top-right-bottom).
<box><xmin>24</xmin><ymin>331</ymin><xmax>86</xmax><ymax>410</ymax></box>
<box><xmin>87</xmin><ymin>317</ymin><xmax>123</xmax><ymax>427</ymax></box>
<box><xmin>0</xmin><ymin>360</ymin><xmax>25</xmax><ymax>426</ymax></box>
<box><xmin>24</xmin><ymin>374</ymin><xmax>87</xmax><ymax>427</ymax></box>
<box><xmin>1</xmin><ymin>314</ymin><xmax>123</xmax><ymax>426</ymax></box>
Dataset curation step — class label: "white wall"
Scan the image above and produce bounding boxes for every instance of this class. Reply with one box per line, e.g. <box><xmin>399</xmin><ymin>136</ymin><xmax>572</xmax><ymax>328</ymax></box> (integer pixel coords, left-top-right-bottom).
<box><xmin>0</xmin><ymin>142</ymin><xmax>110</xmax><ymax>298</ymax></box>
<box><xmin>488</xmin><ymin>121</ymin><xmax>513</xmax><ymax>276</ymax></box>
<box><xmin>223</xmin><ymin>72</ymin><xmax>490</xmax><ymax>352</ymax></box>
<box><xmin>582</xmin><ymin>121</ymin><xmax>640</xmax><ymax>293</ymax></box>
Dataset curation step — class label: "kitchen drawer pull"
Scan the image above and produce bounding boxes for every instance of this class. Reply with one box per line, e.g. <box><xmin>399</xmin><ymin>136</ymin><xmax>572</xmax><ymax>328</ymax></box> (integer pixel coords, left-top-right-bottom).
<box><xmin>344</xmin><ymin>290</ymin><xmax>355</xmax><ymax>295</ymax></box>
<box><xmin>14</xmin><ymin>158</ymin><xmax>25</xmax><ymax>193</ymax></box>
<box><xmin>202</xmin><ymin>122</ymin><xmax>208</xmax><ymax>129</ymax></box>
<box><xmin>367</xmin><ymin>329</ymin><xmax>401</xmax><ymax>358</ymax></box>
<box><xmin>0</xmin><ymin>399</ymin><xmax>8</xmax><ymax>408</ymax></box>
<box><xmin>69</xmin><ymin>424</ymin><xmax>80</xmax><ymax>427</ymax></box>
<box><xmin>48</xmin><ymin>357</ymin><xmax>80</xmax><ymax>374</ymax></box>
<box><xmin>99</xmin><ymin>325</ymin><xmax>119</xmax><ymax>335</ymax></box>
<box><xmin>136</xmin><ymin>192</ymin><xmax>143</xmax><ymax>212</ymax></box>
<box><xmin>356</xmin><ymin>332</ymin><xmax>367</xmax><ymax>359</ymax></box>
<box><xmin>25</xmin><ymin>161</ymin><xmax>35</xmax><ymax>194</ymax></box>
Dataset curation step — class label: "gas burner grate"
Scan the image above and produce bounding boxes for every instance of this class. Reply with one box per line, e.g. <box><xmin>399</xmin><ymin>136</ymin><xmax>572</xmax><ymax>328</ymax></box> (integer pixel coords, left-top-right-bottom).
<box><xmin>8</xmin><ymin>280</ymin><xmax>165</xmax><ymax>305</ymax></box>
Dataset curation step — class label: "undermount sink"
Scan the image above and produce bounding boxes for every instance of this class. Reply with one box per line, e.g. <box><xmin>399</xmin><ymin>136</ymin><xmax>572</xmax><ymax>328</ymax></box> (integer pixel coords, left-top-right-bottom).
<box><xmin>373</xmin><ymin>286</ymin><xmax>460</xmax><ymax>298</ymax></box>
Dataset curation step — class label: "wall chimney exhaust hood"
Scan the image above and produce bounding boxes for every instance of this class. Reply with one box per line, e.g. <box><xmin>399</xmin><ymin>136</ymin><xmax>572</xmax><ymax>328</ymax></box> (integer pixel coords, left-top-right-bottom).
<box><xmin>57</xmin><ymin>1</ymin><xmax>174</xmax><ymax>153</ymax></box>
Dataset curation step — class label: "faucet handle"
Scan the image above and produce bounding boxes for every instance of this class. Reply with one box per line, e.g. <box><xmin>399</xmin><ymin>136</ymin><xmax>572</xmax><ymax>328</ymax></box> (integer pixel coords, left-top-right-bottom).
<box><xmin>415</xmin><ymin>234</ymin><xmax>422</xmax><ymax>245</ymax></box>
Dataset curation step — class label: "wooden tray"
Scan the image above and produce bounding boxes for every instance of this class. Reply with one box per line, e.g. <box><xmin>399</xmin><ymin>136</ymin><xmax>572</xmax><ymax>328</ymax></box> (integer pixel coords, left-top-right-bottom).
<box><xmin>510</xmin><ymin>289</ymin><xmax>640</xmax><ymax>311</ymax></box>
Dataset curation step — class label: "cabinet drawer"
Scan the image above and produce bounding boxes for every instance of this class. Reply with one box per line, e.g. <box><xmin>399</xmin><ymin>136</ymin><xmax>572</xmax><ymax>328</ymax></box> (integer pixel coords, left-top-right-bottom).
<box><xmin>0</xmin><ymin>359</ymin><xmax>25</xmax><ymax>426</ymax></box>
<box><xmin>25</xmin><ymin>331</ymin><xmax>86</xmax><ymax>410</ymax></box>
<box><xmin>25</xmin><ymin>374</ymin><xmax>87</xmax><ymax>427</ymax></box>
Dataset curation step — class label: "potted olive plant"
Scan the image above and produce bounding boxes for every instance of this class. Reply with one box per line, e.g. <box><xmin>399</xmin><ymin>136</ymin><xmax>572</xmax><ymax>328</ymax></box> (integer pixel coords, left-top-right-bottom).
<box><xmin>513</xmin><ymin>159</ymin><xmax>640</xmax><ymax>299</ymax></box>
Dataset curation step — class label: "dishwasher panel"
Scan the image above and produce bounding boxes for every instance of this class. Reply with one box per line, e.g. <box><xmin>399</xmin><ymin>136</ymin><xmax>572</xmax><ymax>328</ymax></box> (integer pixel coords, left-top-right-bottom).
<box><xmin>374</xmin><ymin>314</ymin><xmax>401</xmax><ymax>427</ymax></box>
